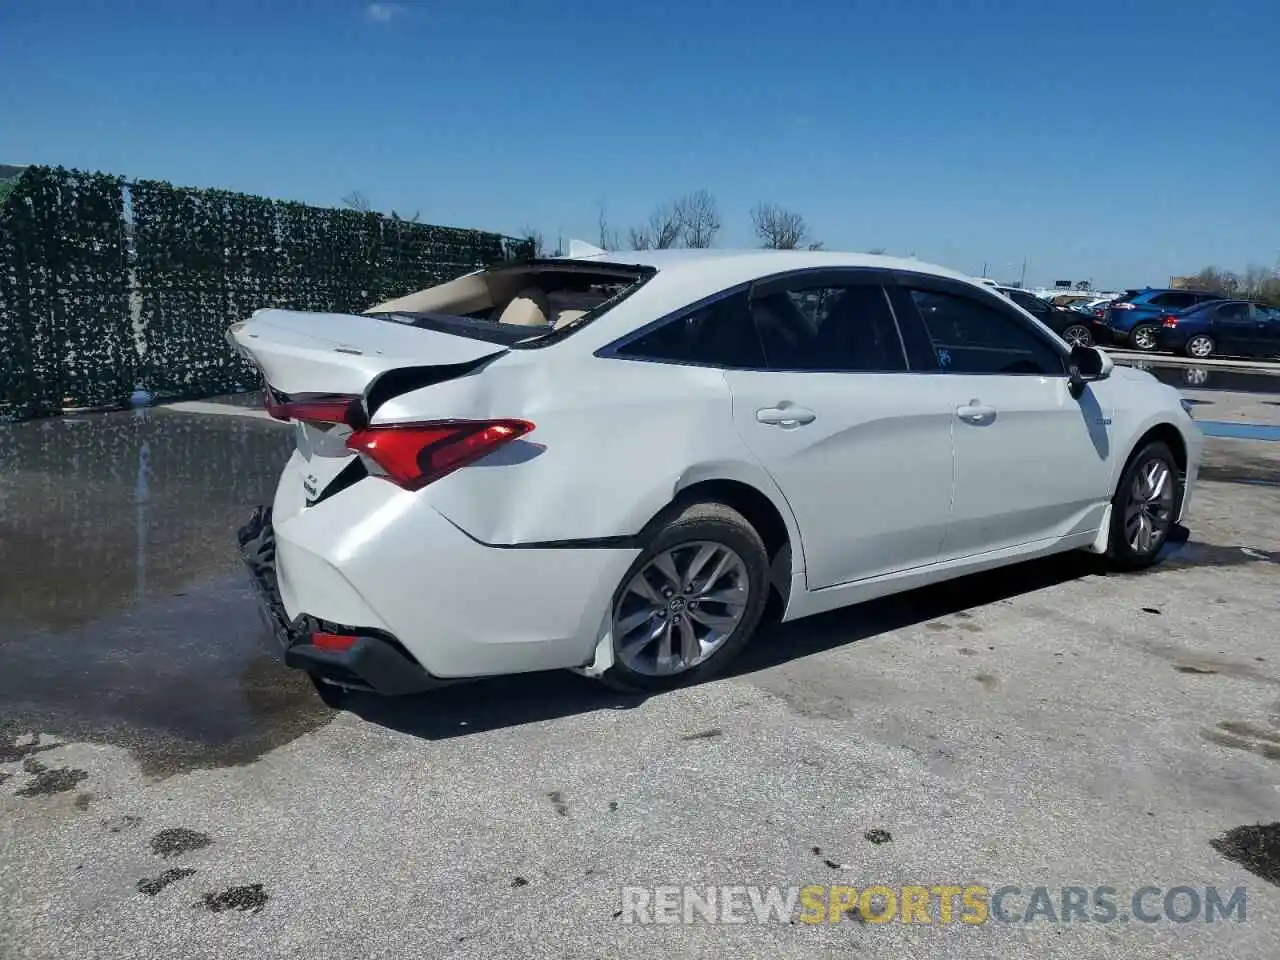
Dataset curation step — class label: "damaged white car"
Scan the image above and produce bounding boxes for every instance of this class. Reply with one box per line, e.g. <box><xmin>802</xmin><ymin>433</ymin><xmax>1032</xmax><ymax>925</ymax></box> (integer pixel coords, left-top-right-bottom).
<box><xmin>229</xmin><ymin>246</ymin><xmax>1201</xmax><ymax>704</ymax></box>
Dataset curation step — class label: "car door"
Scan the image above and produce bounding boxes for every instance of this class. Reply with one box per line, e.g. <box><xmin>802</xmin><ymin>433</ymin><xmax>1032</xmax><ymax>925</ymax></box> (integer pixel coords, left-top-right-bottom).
<box><xmin>888</xmin><ymin>276</ymin><xmax>1114</xmax><ymax>561</ymax></box>
<box><xmin>1256</xmin><ymin>306</ymin><xmax>1280</xmax><ymax>357</ymax></box>
<box><xmin>1210</xmin><ymin>301</ymin><xmax>1259</xmax><ymax>356</ymax></box>
<box><xmin>721</xmin><ymin>270</ymin><xmax>954</xmax><ymax>590</ymax></box>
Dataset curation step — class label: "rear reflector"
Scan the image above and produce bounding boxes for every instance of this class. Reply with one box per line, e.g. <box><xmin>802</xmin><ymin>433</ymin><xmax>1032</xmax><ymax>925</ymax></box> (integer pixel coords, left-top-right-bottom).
<box><xmin>346</xmin><ymin>419</ymin><xmax>534</xmax><ymax>491</ymax></box>
<box><xmin>311</xmin><ymin>631</ymin><xmax>358</xmax><ymax>652</ymax></box>
<box><xmin>264</xmin><ymin>387</ymin><xmax>362</xmax><ymax>425</ymax></box>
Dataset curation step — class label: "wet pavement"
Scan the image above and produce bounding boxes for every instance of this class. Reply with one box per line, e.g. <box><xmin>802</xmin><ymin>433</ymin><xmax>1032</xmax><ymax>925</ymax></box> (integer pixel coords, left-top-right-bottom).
<box><xmin>0</xmin><ymin>407</ymin><xmax>335</xmax><ymax>776</ymax></box>
<box><xmin>1117</xmin><ymin>358</ymin><xmax>1280</xmax><ymax>396</ymax></box>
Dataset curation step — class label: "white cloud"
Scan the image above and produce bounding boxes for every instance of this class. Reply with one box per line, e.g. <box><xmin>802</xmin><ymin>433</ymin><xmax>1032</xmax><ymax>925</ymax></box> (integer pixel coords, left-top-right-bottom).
<box><xmin>367</xmin><ymin>3</ymin><xmax>396</xmax><ymax>23</ymax></box>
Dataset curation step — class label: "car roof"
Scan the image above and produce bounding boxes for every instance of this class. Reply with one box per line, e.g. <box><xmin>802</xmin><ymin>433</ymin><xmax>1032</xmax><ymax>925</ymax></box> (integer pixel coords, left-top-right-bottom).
<box><xmin>1140</xmin><ymin>286</ymin><xmax>1218</xmax><ymax>296</ymax></box>
<box><xmin>569</xmin><ymin>247</ymin><xmax>982</xmax><ymax>291</ymax></box>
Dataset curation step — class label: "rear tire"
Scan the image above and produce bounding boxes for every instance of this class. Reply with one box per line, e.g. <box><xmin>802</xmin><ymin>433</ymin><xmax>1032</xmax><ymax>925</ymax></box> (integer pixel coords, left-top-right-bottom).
<box><xmin>1107</xmin><ymin>441</ymin><xmax>1182</xmax><ymax>571</ymax></box>
<box><xmin>601</xmin><ymin>501</ymin><xmax>770</xmax><ymax>693</ymax></box>
<box><xmin>1184</xmin><ymin>334</ymin><xmax>1215</xmax><ymax>359</ymax></box>
<box><xmin>1061</xmin><ymin>324</ymin><xmax>1093</xmax><ymax>348</ymax></box>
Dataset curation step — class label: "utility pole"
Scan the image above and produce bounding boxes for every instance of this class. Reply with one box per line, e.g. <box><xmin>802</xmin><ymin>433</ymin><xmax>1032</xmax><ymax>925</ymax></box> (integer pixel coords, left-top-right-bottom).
<box><xmin>1019</xmin><ymin>256</ymin><xmax>1027</xmax><ymax>288</ymax></box>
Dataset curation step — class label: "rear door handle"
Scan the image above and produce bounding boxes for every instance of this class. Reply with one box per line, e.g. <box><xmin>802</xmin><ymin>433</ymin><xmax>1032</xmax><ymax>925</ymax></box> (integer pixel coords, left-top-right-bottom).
<box><xmin>956</xmin><ymin>400</ymin><xmax>997</xmax><ymax>425</ymax></box>
<box><xmin>756</xmin><ymin>403</ymin><xmax>816</xmax><ymax>427</ymax></box>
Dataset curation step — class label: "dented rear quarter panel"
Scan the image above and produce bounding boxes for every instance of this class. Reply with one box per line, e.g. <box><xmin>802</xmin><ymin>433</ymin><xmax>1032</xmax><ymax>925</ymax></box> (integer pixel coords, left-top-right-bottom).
<box><xmin>383</xmin><ymin>351</ymin><xmax>804</xmax><ymax>553</ymax></box>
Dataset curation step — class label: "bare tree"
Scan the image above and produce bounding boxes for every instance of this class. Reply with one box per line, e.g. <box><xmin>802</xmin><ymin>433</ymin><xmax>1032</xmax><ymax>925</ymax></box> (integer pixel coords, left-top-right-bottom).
<box><xmin>647</xmin><ymin>202</ymin><xmax>683</xmax><ymax>249</ymax></box>
<box><xmin>596</xmin><ymin>202</ymin><xmax>622</xmax><ymax>251</ymax></box>
<box><xmin>390</xmin><ymin>209</ymin><xmax>421</xmax><ymax>223</ymax></box>
<box><xmin>807</xmin><ymin>241</ymin><xmax>825</xmax><ymax>251</ymax></box>
<box><xmin>674</xmin><ymin>189</ymin><xmax>721</xmax><ymax>248</ymax></box>
<box><xmin>866</xmin><ymin>246</ymin><xmax>887</xmax><ymax>255</ymax></box>
<box><xmin>1181</xmin><ymin>263</ymin><xmax>1280</xmax><ymax>306</ymax></box>
<box><xmin>627</xmin><ymin>202</ymin><xmax>682</xmax><ymax>250</ymax></box>
<box><xmin>1188</xmin><ymin>267</ymin><xmax>1240</xmax><ymax>297</ymax></box>
<box><xmin>628</xmin><ymin>225</ymin><xmax>653</xmax><ymax>250</ymax></box>
<box><xmin>341</xmin><ymin>190</ymin><xmax>373</xmax><ymax>213</ymax></box>
<box><xmin>750</xmin><ymin>202</ymin><xmax>809</xmax><ymax>249</ymax></box>
<box><xmin>520</xmin><ymin>226</ymin><xmax>547</xmax><ymax>257</ymax></box>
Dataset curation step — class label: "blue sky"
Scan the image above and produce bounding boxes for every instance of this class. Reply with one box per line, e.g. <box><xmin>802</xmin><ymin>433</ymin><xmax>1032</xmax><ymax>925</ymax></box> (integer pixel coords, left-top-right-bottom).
<box><xmin>2</xmin><ymin>0</ymin><xmax>1277</xmax><ymax>289</ymax></box>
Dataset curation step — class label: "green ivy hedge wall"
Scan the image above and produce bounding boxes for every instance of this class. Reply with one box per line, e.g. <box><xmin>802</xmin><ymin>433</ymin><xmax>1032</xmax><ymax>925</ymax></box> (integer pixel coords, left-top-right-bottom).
<box><xmin>0</xmin><ymin>166</ymin><xmax>533</xmax><ymax>420</ymax></box>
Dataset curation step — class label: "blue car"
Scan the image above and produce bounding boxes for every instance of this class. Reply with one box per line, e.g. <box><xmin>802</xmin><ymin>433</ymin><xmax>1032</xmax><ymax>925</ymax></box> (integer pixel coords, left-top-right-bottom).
<box><xmin>1104</xmin><ymin>287</ymin><xmax>1224</xmax><ymax>351</ymax></box>
<box><xmin>1154</xmin><ymin>299</ymin><xmax>1280</xmax><ymax>359</ymax></box>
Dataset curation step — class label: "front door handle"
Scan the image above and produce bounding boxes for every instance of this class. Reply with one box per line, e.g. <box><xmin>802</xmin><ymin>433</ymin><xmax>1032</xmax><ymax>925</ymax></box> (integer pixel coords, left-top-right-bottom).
<box><xmin>956</xmin><ymin>400</ymin><xmax>997</xmax><ymax>425</ymax></box>
<box><xmin>756</xmin><ymin>403</ymin><xmax>816</xmax><ymax>427</ymax></box>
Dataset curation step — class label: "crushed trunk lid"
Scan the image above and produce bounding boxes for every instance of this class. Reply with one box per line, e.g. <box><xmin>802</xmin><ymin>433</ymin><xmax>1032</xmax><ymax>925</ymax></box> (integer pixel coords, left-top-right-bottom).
<box><xmin>227</xmin><ymin>308</ymin><xmax>512</xmax><ymax>509</ymax></box>
<box><xmin>226</xmin><ymin>308</ymin><xmax>510</xmax><ymax>397</ymax></box>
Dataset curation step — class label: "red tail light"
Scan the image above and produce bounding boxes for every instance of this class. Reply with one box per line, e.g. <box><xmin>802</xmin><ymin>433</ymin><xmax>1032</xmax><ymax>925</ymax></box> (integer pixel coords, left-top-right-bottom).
<box><xmin>311</xmin><ymin>631</ymin><xmax>358</xmax><ymax>652</ymax></box>
<box><xmin>1161</xmin><ymin>314</ymin><xmax>1178</xmax><ymax>327</ymax></box>
<box><xmin>346</xmin><ymin>419</ymin><xmax>535</xmax><ymax>490</ymax></box>
<box><xmin>264</xmin><ymin>387</ymin><xmax>361</xmax><ymax>425</ymax></box>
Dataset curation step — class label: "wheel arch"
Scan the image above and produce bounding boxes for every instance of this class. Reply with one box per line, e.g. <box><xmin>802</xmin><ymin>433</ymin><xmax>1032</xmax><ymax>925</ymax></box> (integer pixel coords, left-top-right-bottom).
<box><xmin>639</xmin><ymin>469</ymin><xmax>804</xmax><ymax>624</ymax></box>
<box><xmin>1117</xmin><ymin>421</ymin><xmax>1189</xmax><ymax>489</ymax></box>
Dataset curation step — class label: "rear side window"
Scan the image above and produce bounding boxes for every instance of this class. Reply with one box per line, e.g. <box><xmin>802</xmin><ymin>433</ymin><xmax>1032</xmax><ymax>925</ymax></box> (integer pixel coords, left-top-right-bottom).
<box><xmin>1150</xmin><ymin>292</ymin><xmax>1198</xmax><ymax>309</ymax></box>
<box><xmin>750</xmin><ymin>283</ymin><xmax>906</xmax><ymax>372</ymax></box>
<box><xmin>907</xmin><ymin>289</ymin><xmax>1066</xmax><ymax>375</ymax></box>
<box><xmin>1008</xmin><ymin>290</ymin><xmax>1050</xmax><ymax>315</ymax></box>
<box><xmin>616</xmin><ymin>290</ymin><xmax>765</xmax><ymax>368</ymax></box>
<box><xmin>1215</xmin><ymin>302</ymin><xmax>1251</xmax><ymax>320</ymax></box>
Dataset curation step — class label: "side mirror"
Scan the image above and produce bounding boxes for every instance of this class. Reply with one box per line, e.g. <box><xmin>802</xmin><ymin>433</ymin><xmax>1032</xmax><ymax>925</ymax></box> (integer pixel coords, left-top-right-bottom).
<box><xmin>1068</xmin><ymin>344</ymin><xmax>1112</xmax><ymax>398</ymax></box>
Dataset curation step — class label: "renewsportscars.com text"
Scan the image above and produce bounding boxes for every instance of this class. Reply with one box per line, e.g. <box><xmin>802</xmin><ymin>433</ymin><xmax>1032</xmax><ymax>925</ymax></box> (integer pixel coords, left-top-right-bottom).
<box><xmin>620</xmin><ymin>884</ymin><xmax>1247</xmax><ymax>925</ymax></box>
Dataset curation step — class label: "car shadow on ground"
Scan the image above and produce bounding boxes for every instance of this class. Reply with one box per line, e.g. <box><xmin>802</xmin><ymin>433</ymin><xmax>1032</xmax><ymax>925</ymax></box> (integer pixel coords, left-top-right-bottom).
<box><xmin>346</xmin><ymin>534</ymin><xmax>1191</xmax><ymax>742</ymax></box>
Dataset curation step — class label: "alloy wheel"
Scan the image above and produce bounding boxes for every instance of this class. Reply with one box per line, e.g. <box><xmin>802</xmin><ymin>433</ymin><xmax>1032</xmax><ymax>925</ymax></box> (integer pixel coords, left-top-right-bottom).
<box><xmin>1062</xmin><ymin>325</ymin><xmax>1092</xmax><ymax>348</ymax></box>
<box><xmin>1188</xmin><ymin>335</ymin><xmax>1213</xmax><ymax>359</ymax></box>
<box><xmin>1124</xmin><ymin>458</ymin><xmax>1175</xmax><ymax>555</ymax></box>
<box><xmin>613</xmin><ymin>541</ymin><xmax>750</xmax><ymax>676</ymax></box>
<box><xmin>1131</xmin><ymin>326</ymin><xmax>1158</xmax><ymax>350</ymax></box>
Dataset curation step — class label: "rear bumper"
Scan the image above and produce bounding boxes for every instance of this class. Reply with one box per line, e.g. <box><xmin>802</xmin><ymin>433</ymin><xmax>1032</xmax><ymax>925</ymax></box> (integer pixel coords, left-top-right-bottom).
<box><xmin>255</xmin><ymin>455</ymin><xmax>642</xmax><ymax>681</ymax></box>
<box><xmin>238</xmin><ymin>505</ymin><xmax>447</xmax><ymax>694</ymax></box>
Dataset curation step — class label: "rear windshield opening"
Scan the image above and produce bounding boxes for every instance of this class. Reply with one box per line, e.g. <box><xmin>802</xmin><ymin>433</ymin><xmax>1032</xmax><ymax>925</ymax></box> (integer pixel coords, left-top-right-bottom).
<box><xmin>364</xmin><ymin>259</ymin><xmax>655</xmax><ymax>347</ymax></box>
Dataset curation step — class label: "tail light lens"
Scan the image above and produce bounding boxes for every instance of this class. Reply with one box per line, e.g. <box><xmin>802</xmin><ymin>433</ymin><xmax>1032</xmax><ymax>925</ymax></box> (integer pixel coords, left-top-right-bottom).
<box><xmin>264</xmin><ymin>386</ymin><xmax>361</xmax><ymax>425</ymax></box>
<box><xmin>1161</xmin><ymin>314</ymin><xmax>1178</xmax><ymax>327</ymax></box>
<box><xmin>346</xmin><ymin>419</ymin><xmax>534</xmax><ymax>491</ymax></box>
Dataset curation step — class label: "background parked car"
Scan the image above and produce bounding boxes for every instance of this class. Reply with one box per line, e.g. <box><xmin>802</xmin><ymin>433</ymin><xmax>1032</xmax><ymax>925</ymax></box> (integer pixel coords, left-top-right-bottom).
<box><xmin>996</xmin><ymin>285</ymin><xmax>1108</xmax><ymax>347</ymax></box>
<box><xmin>1155</xmin><ymin>299</ymin><xmax>1280</xmax><ymax>359</ymax></box>
<box><xmin>1105</xmin><ymin>287</ymin><xmax>1224</xmax><ymax>351</ymax></box>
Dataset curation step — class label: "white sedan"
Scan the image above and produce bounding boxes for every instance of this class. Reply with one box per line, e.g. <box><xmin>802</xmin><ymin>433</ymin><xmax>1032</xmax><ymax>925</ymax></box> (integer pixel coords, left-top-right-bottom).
<box><xmin>229</xmin><ymin>248</ymin><xmax>1201</xmax><ymax>702</ymax></box>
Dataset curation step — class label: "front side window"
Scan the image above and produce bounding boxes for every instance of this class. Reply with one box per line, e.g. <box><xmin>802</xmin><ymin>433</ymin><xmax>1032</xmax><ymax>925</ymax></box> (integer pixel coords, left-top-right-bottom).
<box><xmin>749</xmin><ymin>282</ymin><xmax>906</xmax><ymax>372</ymax></box>
<box><xmin>616</xmin><ymin>290</ymin><xmax>764</xmax><ymax>368</ymax></box>
<box><xmin>907</xmin><ymin>289</ymin><xmax>1066</xmax><ymax>375</ymax></box>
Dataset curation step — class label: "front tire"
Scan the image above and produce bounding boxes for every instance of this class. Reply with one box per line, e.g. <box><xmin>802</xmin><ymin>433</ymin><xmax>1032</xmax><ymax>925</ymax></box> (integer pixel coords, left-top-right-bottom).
<box><xmin>1107</xmin><ymin>441</ymin><xmax>1182</xmax><ymax>571</ymax></box>
<box><xmin>1130</xmin><ymin>325</ymin><xmax>1159</xmax><ymax>351</ymax></box>
<box><xmin>602</xmin><ymin>501</ymin><xmax>770</xmax><ymax>692</ymax></box>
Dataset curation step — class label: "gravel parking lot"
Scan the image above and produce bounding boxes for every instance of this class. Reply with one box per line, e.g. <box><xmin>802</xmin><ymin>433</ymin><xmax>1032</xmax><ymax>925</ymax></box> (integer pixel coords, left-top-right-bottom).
<box><xmin>2</xmin><ymin>381</ymin><xmax>1279</xmax><ymax>960</ymax></box>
